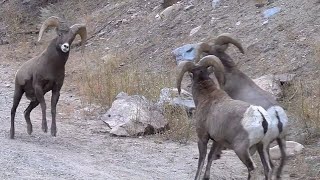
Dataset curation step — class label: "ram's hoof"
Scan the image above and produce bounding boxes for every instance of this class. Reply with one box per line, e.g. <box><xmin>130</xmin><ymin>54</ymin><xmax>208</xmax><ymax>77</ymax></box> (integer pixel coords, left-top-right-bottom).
<box><xmin>51</xmin><ymin>127</ymin><xmax>57</xmax><ymax>137</ymax></box>
<box><xmin>42</xmin><ymin>123</ymin><xmax>48</xmax><ymax>133</ymax></box>
<box><xmin>27</xmin><ymin>124</ymin><xmax>33</xmax><ymax>135</ymax></box>
<box><xmin>10</xmin><ymin>130</ymin><xmax>15</xmax><ymax>139</ymax></box>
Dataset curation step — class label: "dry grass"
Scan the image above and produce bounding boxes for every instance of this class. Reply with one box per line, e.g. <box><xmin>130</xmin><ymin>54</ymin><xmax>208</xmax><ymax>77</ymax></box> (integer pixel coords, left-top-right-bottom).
<box><xmin>161</xmin><ymin>104</ymin><xmax>195</xmax><ymax>144</ymax></box>
<box><xmin>76</xmin><ymin>50</ymin><xmax>174</xmax><ymax>106</ymax></box>
<box><xmin>75</xmin><ymin>50</ymin><xmax>196</xmax><ymax>142</ymax></box>
<box><xmin>281</xmin><ymin>42</ymin><xmax>320</xmax><ymax>138</ymax></box>
<box><xmin>0</xmin><ymin>2</ymin><xmax>25</xmax><ymax>43</ymax></box>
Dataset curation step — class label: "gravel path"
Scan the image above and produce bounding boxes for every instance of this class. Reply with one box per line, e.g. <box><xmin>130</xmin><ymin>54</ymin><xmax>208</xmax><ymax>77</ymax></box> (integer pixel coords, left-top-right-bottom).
<box><xmin>0</xmin><ymin>62</ymin><xmax>250</xmax><ymax>180</ymax></box>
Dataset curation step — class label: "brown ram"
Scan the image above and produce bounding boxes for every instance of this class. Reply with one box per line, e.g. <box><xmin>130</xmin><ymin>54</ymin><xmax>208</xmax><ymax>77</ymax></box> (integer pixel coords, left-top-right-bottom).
<box><xmin>193</xmin><ymin>33</ymin><xmax>288</xmax><ymax>178</ymax></box>
<box><xmin>10</xmin><ymin>16</ymin><xmax>87</xmax><ymax>139</ymax></box>
<box><xmin>177</xmin><ymin>55</ymin><xmax>273</xmax><ymax>180</ymax></box>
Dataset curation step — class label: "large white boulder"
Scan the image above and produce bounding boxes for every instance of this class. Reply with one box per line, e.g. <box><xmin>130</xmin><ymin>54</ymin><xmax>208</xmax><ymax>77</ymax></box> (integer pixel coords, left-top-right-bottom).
<box><xmin>253</xmin><ymin>74</ymin><xmax>282</xmax><ymax>99</ymax></box>
<box><xmin>270</xmin><ymin>141</ymin><xmax>304</xmax><ymax>160</ymax></box>
<box><xmin>102</xmin><ymin>92</ymin><xmax>167</xmax><ymax>136</ymax></box>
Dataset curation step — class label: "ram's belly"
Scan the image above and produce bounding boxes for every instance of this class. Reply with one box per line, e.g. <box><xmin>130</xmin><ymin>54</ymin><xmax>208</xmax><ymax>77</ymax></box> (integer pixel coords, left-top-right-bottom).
<box><xmin>23</xmin><ymin>79</ymin><xmax>54</xmax><ymax>101</ymax></box>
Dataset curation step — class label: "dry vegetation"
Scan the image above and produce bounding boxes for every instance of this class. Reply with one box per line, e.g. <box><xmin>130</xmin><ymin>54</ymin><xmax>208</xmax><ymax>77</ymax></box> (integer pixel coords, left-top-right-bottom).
<box><xmin>1</xmin><ymin>0</ymin><xmax>319</xmax><ymax>143</ymax></box>
<box><xmin>281</xmin><ymin>41</ymin><xmax>320</xmax><ymax>139</ymax></box>
<box><xmin>161</xmin><ymin>104</ymin><xmax>194</xmax><ymax>144</ymax></box>
<box><xmin>77</xmin><ymin>51</ymin><xmax>174</xmax><ymax>106</ymax></box>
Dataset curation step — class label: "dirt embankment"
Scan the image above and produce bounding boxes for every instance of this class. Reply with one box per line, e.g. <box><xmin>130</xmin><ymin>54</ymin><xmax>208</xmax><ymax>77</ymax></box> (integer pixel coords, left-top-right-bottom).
<box><xmin>0</xmin><ymin>0</ymin><xmax>319</xmax><ymax>179</ymax></box>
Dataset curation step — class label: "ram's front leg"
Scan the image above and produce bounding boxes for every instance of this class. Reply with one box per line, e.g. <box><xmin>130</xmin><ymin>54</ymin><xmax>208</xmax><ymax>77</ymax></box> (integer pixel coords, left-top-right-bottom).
<box><xmin>34</xmin><ymin>85</ymin><xmax>47</xmax><ymax>133</ymax></box>
<box><xmin>51</xmin><ymin>86</ymin><xmax>60</xmax><ymax>137</ymax></box>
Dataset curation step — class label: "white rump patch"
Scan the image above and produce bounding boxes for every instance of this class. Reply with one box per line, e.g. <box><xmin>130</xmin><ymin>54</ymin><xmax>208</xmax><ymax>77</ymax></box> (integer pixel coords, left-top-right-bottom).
<box><xmin>267</xmin><ymin>106</ymin><xmax>288</xmax><ymax>136</ymax></box>
<box><xmin>241</xmin><ymin>105</ymin><xmax>270</xmax><ymax>147</ymax></box>
<box><xmin>61</xmin><ymin>43</ymin><xmax>70</xmax><ymax>53</ymax></box>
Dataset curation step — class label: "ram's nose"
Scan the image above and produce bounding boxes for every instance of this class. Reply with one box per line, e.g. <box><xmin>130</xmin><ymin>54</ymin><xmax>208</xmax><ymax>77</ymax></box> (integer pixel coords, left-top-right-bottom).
<box><xmin>61</xmin><ymin>43</ymin><xmax>70</xmax><ymax>53</ymax></box>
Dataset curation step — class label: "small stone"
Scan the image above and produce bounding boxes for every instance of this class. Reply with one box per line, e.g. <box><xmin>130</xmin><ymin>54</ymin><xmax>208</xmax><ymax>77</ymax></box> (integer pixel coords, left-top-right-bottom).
<box><xmin>122</xmin><ymin>19</ymin><xmax>129</xmax><ymax>24</ymax></box>
<box><xmin>184</xmin><ymin>5</ymin><xmax>195</xmax><ymax>11</ymax></box>
<box><xmin>127</xmin><ymin>8</ymin><xmax>136</xmax><ymax>14</ymax></box>
<box><xmin>189</xmin><ymin>26</ymin><xmax>201</xmax><ymax>36</ymax></box>
<box><xmin>262</xmin><ymin>20</ymin><xmax>269</xmax><ymax>25</ymax></box>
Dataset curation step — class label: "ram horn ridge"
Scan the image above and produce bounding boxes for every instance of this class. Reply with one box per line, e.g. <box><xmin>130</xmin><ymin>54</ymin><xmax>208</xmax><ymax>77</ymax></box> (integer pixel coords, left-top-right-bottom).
<box><xmin>214</xmin><ymin>33</ymin><xmax>245</xmax><ymax>54</ymax></box>
<box><xmin>38</xmin><ymin>16</ymin><xmax>61</xmax><ymax>42</ymax></box>
<box><xmin>70</xmin><ymin>24</ymin><xmax>87</xmax><ymax>53</ymax></box>
<box><xmin>176</xmin><ymin>61</ymin><xmax>195</xmax><ymax>94</ymax></box>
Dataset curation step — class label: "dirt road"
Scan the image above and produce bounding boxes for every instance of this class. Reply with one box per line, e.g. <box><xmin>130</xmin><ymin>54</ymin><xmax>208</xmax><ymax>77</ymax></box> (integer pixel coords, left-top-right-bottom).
<box><xmin>0</xmin><ymin>61</ymin><xmax>253</xmax><ymax>180</ymax></box>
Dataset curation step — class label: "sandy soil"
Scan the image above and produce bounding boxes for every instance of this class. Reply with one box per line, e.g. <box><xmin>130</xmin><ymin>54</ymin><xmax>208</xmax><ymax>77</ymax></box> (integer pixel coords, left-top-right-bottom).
<box><xmin>0</xmin><ymin>0</ymin><xmax>319</xmax><ymax>179</ymax></box>
<box><xmin>0</xmin><ymin>59</ymin><xmax>252</xmax><ymax>180</ymax></box>
<box><xmin>1</xmin><ymin>52</ymin><xmax>317</xmax><ymax>180</ymax></box>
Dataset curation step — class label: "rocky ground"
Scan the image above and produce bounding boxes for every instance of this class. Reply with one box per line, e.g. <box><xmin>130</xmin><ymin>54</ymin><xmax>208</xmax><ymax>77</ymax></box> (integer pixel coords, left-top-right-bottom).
<box><xmin>0</xmin><ymin>45</ymin><xmax>319</xmax><ymax>180</ymax></box>
<box><xmin>0</xmin><ymin>56</ymin><xmax>250</xmax><ymax>180</ymax></box>
<box><xmin>0</xmin><ymin>0</ymin><xmax>319</xmax><ymax>179</ymax></box>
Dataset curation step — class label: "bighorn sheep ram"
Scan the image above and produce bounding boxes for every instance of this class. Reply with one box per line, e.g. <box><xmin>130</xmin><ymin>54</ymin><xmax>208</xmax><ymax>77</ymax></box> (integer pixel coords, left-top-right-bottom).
<box><xmin>193</xmin><ymin>33</ymin><xmax>288</xmax><ymax>178</ymax></box>
<box><xmin>10</xmin><ymin>16</ymin><xmax>87</xmax><ymax>139</ymax></box>
<box><xmin>176</xmin><ymin>55</ymin><xmax>274</xmax><ymax>180</ymax></box>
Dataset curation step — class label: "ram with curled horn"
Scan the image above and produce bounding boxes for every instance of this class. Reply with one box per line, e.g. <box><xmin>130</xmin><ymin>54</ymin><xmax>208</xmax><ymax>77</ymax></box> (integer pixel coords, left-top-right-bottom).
<box><xmin>10</xmin><ymin>16</ymin><xmax>87</xmax><ymax>139</ymax></box>
<box><xmin>191</xmin><ymin>33</ymin><xmax>289</xmax><ymax>179</ymax></box>
<box><xmin>177</xmin><ymin>55</ymin><xmax>274</xmax><ymax>180</ymax></box>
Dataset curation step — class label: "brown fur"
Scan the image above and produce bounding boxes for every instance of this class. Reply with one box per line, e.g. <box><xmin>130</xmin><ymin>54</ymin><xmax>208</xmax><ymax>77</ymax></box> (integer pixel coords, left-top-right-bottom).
<box><xmin>176</xmin><ymin>57</ymin><xmax>272</xmax><ymax>180</ymax></box>
<box><xmin>194</xmin><ymin>33</ymin><xmax>287</xmax><ymax>179</ymax></box>
<box><xmin>10</xmin><ymin>17</ymin><xmax>87</xmax><ymax>139</ymax></box>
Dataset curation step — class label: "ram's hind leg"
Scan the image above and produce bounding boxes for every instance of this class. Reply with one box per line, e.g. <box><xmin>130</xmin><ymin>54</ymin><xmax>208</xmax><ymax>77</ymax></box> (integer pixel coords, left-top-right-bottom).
<box><xmin>276</xmin><ymin>138</ymin><xmax>287</xmax><ymax>179</ymax></box>
<box><xmin>194</xmin><ymin>135</ymin><xmax>209</xmax><ymax>180</ymax></box>
<box><xmin>203</xmin><ymin>142</ymin><xmax>222</xmax><ymax>180</ymax></box>
<box><xmin>24</xmin><ymin>100</ymin><xmax>39</xmax><ymax>135</ymax></box>
<box><xmin>10</xmin><ymin>84</ymin><xmax>24</xmax><ymax>139</ymax></box>
<box><xmin>257</xmin><ymin>143</ymin><xmax>272</xmax><ymax>180</ymax></box>
<box><xmin>234</xmin><ymin>147</ymin><xmax>255</xmax><ymax>180</ymax></box>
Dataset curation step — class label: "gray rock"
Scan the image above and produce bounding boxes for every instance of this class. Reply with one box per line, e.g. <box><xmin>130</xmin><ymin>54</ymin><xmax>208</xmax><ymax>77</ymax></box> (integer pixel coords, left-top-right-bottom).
<box><xmin>172</xmin><ymin>44</ymin><xmax>198</xmax><ymax>64</ymax></box>
<box><xmin>101</xmin><ymin>92</ymin><xmax>167</xmax><ymax>136</ymax></box>
<box><xmin>157</xmin><ymin>88</ymin><xmax>195</xmax><ymax>114</ymax></box>
<box><xmin>274</xmin><ymin>73</ymin><xmax>296</xmax><ymax>85</ymax></box>
<box><xmin>263</xmin><ymin>7</ymin><xmax>281</xmax><ymax>19</ymax></box>
<box><xmin>156</xmin><ymin>2</ymin><xmax>182</xmax><ymax>20</ymax></box>
<box><xmin>161</xmin><ymin>0</ymin><xmax>179</xmax><ymax>8</ymax></box>
<box><xmin>253</xmin><ymin>74</ymin><xmax>282</xmax><ymax>99</ymax></box>
<box><xmin>270</xmin><ymin>141</ymin><xmax>304</xmax><ymax>160</ymax></box>
<box><xmin>211</xmin><ymin>0</ymin><xmax>221</xmax><ymax>8</ymax></box>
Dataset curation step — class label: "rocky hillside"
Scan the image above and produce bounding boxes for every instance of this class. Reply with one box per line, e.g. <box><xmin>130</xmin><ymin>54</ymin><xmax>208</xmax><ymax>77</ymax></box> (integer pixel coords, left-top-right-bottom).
<box><xmin>0</xmin><ymin>0</ymin><xmax>319</xmax><ymax>178</ymax></box>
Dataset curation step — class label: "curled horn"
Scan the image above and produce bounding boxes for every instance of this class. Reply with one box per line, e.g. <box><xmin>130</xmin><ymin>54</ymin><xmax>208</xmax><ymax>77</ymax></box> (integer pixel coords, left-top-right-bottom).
<box><xmin>214</xmin><ymin>33</ymin><xmax>244</xmax><ymax>54</ymax></box>
<box><xmin>38</xmin><ymin>16</ymin><xmax>61</xmax><ymax>42</ymax></box>
<box><xmin>70</xmin><ymin>24</ymin><xmax>87</xmax><ymax>53</ymax></box>
<box><xmin>194</xmin><ymin>42</ymin><xmax>212</xmax><ymax>64</ymax></box>
<box><xmin>197</xmin><ymin>55</ymin><xmax>225</xmax><ymax>88</ymax></box>
<box><xmin>176</xmin><ymin>61</ymin><xmax>196</xmax><ymax>94</ymax></box>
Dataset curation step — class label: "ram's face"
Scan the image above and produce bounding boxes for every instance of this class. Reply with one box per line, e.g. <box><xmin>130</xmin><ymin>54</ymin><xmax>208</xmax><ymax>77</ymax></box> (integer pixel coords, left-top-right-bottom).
<box><xmin>56</xmin><ymin>29</ymin><xmax>75</xmax><ymax>53</ymax></box>
<box><xmin>191</xmin><ymin>66</ymin><xmax>211</xmax><ymax>82</ymax></box>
